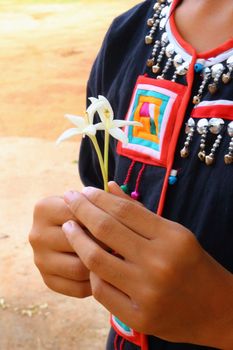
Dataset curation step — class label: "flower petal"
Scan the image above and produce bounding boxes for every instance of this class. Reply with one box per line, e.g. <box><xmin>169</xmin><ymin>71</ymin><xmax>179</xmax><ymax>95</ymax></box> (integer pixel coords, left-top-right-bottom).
<box><xmin>94</xmin><ymin>122</ymin><xmax>105</xmax><ymax>130</ymax></box>
<box><xmin>56</xmin><ymin>128</ymin><xmax>82</xmax><ymax>144</ymax></box>
<box><xmin>87</xmin><ymin>100</ymin><xmax>106</xmax><ymax>124</ymax></box>
<box><xmin>88</xmin><ymin>97</ymin><xmax>99</xmax><ymax>104</ymax></box>
<box><xmin>111</xmin><ymin>120</ymin><xmax>143</xmax><ymax>128</ymax></box>
<box><xmin>109</xmin><ymin>127</ymin><xmax>129</xmax><ymax>145</ymax></box>
<box><xmin>97</xmin><ymin>95</ymin><xmax>114</xmax><ymax>122</ymax></box>
<box><xmin>65</xmin><ymin>114</ymin><xmax>86</xmax><ymax>128</ymax></box>
<box><xmin>83</xmin><ymin>124</ymin><xmax>97</xmax><ymax>136</ymax></box>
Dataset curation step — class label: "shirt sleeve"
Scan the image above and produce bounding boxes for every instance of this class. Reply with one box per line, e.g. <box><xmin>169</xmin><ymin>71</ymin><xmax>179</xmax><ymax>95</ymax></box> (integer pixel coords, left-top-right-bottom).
<box><xmin>78</xmin><ymin>22</ymin><xmax>117</xmax><ymax>189</ymax></box>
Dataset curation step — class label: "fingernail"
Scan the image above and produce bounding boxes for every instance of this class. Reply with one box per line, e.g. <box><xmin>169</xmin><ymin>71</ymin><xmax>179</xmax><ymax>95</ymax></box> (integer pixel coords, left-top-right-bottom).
<box><xmin>64</xmin><ymin>191</ymin><xmax>79</xmax><ymax>204</ymax></box>
<box><xmin>62</xmin><ymin>220</ymin><xmax>74</xmax><ymax>235</ymax></box>
<box><xmin>82</xmin><ymin>186</ymin><xmax>96</xmax><ymax>196</ymax></box>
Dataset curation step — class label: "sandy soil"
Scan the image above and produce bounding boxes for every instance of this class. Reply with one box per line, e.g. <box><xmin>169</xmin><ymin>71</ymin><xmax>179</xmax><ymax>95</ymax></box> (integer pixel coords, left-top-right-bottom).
<box><xmin>0</xmin><ymin>1</ymin><xmax>139</xmax><ymax>349</ymax></box>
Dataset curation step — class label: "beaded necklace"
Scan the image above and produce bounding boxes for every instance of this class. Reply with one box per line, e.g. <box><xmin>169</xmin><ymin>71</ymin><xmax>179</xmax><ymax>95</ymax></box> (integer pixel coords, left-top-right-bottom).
<box><xmin>120</xmin><ymin>0</ymin><xmax>233</xmax><ymax>198</ymax></box>
<box><xmin>145</xmin><ymin>0</ymin><xmax>233</xmax><ymax>165</ymax></box>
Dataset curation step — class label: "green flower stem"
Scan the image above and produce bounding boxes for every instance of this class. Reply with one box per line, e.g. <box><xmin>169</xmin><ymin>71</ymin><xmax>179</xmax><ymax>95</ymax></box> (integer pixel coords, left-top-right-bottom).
<box><xmin>104</xmin><ymin>129</ymin><xmax>110</xmax><ymax>185</ymax></box>
<box><xmin>89</xmin><ymin>135</ymin><xmax>109</xmax><ymax>192</ymax></box>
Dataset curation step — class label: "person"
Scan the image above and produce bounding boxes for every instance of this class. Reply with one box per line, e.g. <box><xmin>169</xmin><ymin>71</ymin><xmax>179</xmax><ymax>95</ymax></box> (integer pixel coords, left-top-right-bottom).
<box><xmin>29</xmin><ymin>0</ymin><xmax>233</xmax><ymax>349</ymax></box>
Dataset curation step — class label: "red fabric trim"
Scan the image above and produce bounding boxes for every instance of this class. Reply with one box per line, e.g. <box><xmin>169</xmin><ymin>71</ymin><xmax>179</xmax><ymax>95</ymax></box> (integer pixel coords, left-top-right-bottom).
<box><xmin>140</xmin><ymin>334</ymin><xmax>149</xmax><ymax>350</ymax></box>
<box><xmin>157</xmin><ymin>55</ymin><xmax>197</xmax><ymax>215</ymax></box>
<box><xmin>114</xmin><ymin>334</ymin><xmax>119</xmax><ymax>350</ymax></box>
<box><xmin>169</xmin><ymin>0</ymin><xmax>195</xmax><ymax>56</ymax></box>
<box><xmin>120</xmin><ymin>338</ymin><xmax>125</xmax><ymax>350</ymax></box>
<box><xmin>117</xmin><ymin>75</ymin><xmax>187</xmax><ymax>167</ymax></box>
<box><xmin>170</xmin><ymin>0</ymin><xmax>233</xmax><ymax>57</ymax></box>
<box><xmin>110</xmin><ymin>315</ymin><xmax>142</xmax><ymax>347</ymax></box>
<box><xmin>191</xmin><ymin>105</ymin><xmax>233</xmax><ymax>120</ymax></box>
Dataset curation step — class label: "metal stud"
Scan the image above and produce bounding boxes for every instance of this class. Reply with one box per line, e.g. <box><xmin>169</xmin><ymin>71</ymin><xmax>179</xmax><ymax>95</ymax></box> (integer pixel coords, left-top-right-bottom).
<box><xmin>180</xmin><ymin>118</ymin><xmax>195</xmax><ymax>158</ymax></box>
<box><xmin>205</xmin><ymin>118</ymin><xmax>224</xmax><ymax>165</ymax></box>
<box><xmin>224</xmin><ymin>121</ymin><xmax>233</xmax><ymax>165</ymax></box>
<box><xmin>197</xmin><ymin>119</ymin><xmax>208</xmax><ymax>161</ymax></box>
<box><xmin>222</xmin><ymin>55</ymin><xmax>233</xmax><ymax>84</ymax></box>
<box><xmin>208</xmin><ymin>63</ymin><xmax>224</xmax><ymax>94</ymax></box>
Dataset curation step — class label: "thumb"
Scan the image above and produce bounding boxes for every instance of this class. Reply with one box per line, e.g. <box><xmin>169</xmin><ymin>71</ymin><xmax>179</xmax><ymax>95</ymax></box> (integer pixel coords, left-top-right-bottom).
<box><xmin>108</xmin><ymin>181</ymin><xmax>143</xmax><ymax>206</ymax></box>
<box><xmin>108</xmin><ymin>181</ymin><xmax>130</xmax><ymax>199</ymax></box>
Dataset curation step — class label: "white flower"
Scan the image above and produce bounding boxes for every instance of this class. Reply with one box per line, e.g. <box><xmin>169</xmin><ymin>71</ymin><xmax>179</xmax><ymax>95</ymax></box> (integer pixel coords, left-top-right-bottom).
<box><xmin>56</xmin><ymin>103</ymin><xmax>97</xmax><ymax>144</ymax></box>
<box><xmin>91</xmin><ymin>95</ymin><xmax>142</xmax><ymax>145</ymax></box>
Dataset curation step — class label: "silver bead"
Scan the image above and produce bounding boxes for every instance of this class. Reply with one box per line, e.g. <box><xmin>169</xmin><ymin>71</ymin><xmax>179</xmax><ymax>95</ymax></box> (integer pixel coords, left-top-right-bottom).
<box><xmin>211</xmin><ymin>63</ymin><xmax>224</xmax><ymax>78</ymax></box>
<box><xmin>226</xmin><ymin>55</ymin><xmax>233</xmax><ymax>68</ymax></box>
<box><xmin>227</xmin><ymin>121</ymin><xmax>233</xmax><ymax>137</ymax></box>
<box><xmin>203</xmin><ymin>67</ymin><xmax>211</xmax><ymax>77</ymax></box>
<box><xmin>165</xmin><ymin>43</ymin><xmax>175</xmax><ymax>57</ymax></box>
<box><xmin>161</xmin><ymin>6</ymin><xmax>170</xmax><ymax>18</ymax></box>
<box><xmin>185</xmin><ymin>118</ymin><xmax>195</xmax><ymax>133</ymax></box>
<box><xmin>197</xmin><ymin>119</ymin><xmax>208</xmax><ymax>134</ymax></box>
<box><xmin>173</xmin><ymin>54</ymin><xmax>183</xmax><ymax>68</ymax></box>
<box><xmin>209</xmin><ymin>118</ymin><xmax>224</xmax><ymax>134</ymax></box>
<box><xmin>161</xmin><ymin>32</ymin><xmax>168</xmax><ymax>45</ymax></box>
<box><xmin>159</xmin><ymin>18</ymin><xmax>167</xmax><ymax>30</ymax></box>
<box><xmin>176</xmin><ymin>64</ymin><xmax>188</xmax><ymax>75</ymax></box>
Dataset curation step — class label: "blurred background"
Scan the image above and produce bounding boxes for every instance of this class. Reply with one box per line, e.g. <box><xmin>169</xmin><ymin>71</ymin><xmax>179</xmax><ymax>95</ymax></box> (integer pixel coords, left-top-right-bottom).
<box><xmin>0</xmin><ymin>1</ymin><xmax>139</xmax><ymax>349</ymax></box>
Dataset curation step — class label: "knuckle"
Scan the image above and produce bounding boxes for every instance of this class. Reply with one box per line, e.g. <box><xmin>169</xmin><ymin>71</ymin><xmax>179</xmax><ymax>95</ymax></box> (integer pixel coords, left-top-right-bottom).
<box><xmin>69</xmin><ymin>260</ymin><xmax>83</xmax><ymax>280</ymax></box>
<box><xmin>28</xmin><ymin>228</ymin><xmax>41</xmax><ymax>248</ymax></box>
<box><xmin>33</xmin><ymin>254</ymin><xmax>45</xmax><ymax>272</ymax></box>
<box><xmin>70</xmin><ymin>199</ymin><xmax>84</xmax><ymax>218</ymax></box>
<box><xmin>114</xmin><ymin>199</ymin><xmax>133</xmax><ymax>220</ymax></box>
<box><xmin>85</xmin><ymin>188</ymin><xmax>100</xmax><ymax>204</ymax></box>
<box><xmin>95</xmin><ymin>217</ymin><xmax>112</xmax><ymax>239</ymax></box>
<box><xmin>42</xmin><ymin>275</ymin><xmax>55</xmax><ymax>292</ymax></box>
<box><xmin>85</xmin><ymin>247</ymin><xmax>102</xmax><ymax>270</ymax></box>
<box><xmin>33</xmin><ymin>198</ymin><xmax>49</xmax><ymax>222</ymax></box>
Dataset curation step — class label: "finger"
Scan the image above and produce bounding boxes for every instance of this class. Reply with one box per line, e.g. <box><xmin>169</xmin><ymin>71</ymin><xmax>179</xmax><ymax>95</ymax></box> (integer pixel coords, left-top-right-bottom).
<box><xmin>42</xmin><ymin>274</ymin><xmax>91</xmax><ymax>298</ymax></box>
<box><xmin>90</xmin><ymin>272</ymin><xmax>141</xmax><ymax>331</ymax></box>
<box><xmin>63</xmin><ymin>192</ymin><xmax>147</xmax><ymax>260</ymax></box>
<box><xmin>108</xmin><ymin>181</ymin><xmax>143</xmax><ymax>206</ymax></box>
<box><xmin>62</xmin><ymin>221</ymin><xmax>140</xmax><ymax>296</ymax></box>
<box><xmin>40</xmin><ymin>226</ymin><xmax>75</xmax><ymax>253</ymax></box>
<box><xmin>34</xmin><ymin>251</ymin><xmax>89</xmax><ymax>281</ymax></box>
<box><xmin>33</xmin><ymin>196</ymin><xmax>77</xmax><ymax>226</ymax></box>
<box><xmin>82</xmin><ymin>187</ymin><xmax>164</xmax><ymax>239</ymax></box>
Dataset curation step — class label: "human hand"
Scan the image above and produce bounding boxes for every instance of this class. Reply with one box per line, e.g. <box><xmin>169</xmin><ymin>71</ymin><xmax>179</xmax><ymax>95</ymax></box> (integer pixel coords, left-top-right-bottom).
<box><xmin>61</xmin><ymin>185</ymin><xmax>233</xmax><ymax>348</ymax></box>
<box><xmin>29</xmin><ymin>196</ymin><xmax>91</xmax><ymax>298</ymax></box>
<box><xmin>29</xmin><ymin>183</ymin><xmax>131</xmax><ymax>298</ymax></box>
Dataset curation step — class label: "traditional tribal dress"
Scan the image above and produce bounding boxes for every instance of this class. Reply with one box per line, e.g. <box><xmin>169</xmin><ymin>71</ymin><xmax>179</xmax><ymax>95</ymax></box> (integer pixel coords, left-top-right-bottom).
<box><xmin>79</xmin><ymin>0</ymin><xmax>233</xmax><ymax>349</ymax></box>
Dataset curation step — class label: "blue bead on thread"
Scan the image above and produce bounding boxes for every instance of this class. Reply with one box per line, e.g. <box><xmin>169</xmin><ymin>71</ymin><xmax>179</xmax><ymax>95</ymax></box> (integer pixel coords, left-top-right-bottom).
<box><xmin>194</xmin><ymin>59</ymin><xmax>205</xmax><ymax>73</ymax></box>
<box><xmin>168</xmin><ymin>169</ymin><xmax>178</xmax><ymax>185</ymax></box>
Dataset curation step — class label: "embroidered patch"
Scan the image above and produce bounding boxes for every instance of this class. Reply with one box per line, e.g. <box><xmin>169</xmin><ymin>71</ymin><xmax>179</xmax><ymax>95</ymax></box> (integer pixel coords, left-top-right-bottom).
<box><xmin>117</xmin><ymin>75</ymin><xmax>187</xmax><ymax>166</ymax></box>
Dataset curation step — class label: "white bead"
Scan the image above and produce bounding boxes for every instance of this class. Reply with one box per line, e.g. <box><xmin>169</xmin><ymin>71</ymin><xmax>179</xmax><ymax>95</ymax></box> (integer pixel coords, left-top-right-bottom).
<box><xmin>211</xmin><ymin>63</ymin><xmax>224</xmax><ymax>78</ymax></box>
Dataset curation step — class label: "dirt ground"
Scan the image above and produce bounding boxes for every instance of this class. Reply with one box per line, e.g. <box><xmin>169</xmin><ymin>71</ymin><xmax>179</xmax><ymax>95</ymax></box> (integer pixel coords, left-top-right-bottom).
<box><xmin>0</xmin><ymin>1</ymin><xmax>139</xmax><ymax>349</ymax></box>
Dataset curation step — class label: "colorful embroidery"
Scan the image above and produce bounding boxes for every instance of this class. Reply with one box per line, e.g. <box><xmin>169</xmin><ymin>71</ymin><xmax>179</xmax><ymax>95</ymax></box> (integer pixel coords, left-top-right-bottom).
<box><xmin>111</xmin><ymin>315</ymin><xmax>142</xmax><ymax>347</ymax></box>
<box><xmin>117</xmin><ymin>75</ymin><xmax>187</xmax><ymax>167</ymax></box>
